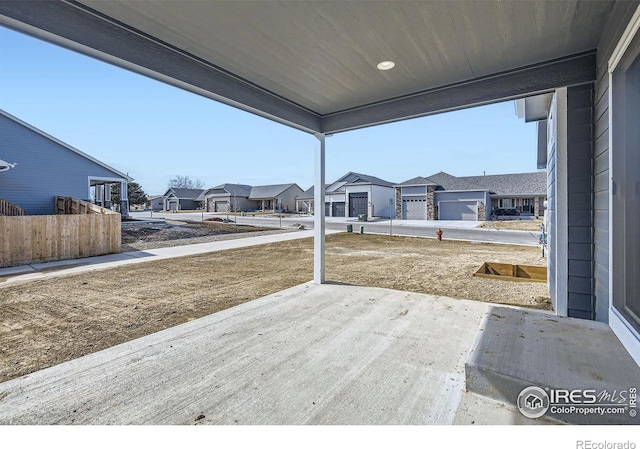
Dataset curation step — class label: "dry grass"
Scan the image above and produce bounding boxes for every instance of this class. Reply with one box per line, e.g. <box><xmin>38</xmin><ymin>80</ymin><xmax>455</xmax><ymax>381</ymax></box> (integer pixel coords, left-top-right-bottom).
<box><xmin>0</xmin><ymin>233</ymin><xmax>549</xmax><ymax>383</ymax></box>
<box><xmin>480</xmin><ymin>218</ymin><xmax>544</xmax><ymax>231</ymax></box>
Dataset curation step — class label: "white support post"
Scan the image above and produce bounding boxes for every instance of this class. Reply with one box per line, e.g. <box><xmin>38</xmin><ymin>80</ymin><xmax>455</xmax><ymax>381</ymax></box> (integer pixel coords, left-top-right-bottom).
<box><xmin>313</xmin><ymin>133</ymin><xmax>326</xmax><ymax>284</ymax></box>
<box><xmin>120</xmin><ymin>181</ymin><xmax>130</xmax><ymax>218</ymax></box>
<box><xmin>104</xmin><ymin>184</ymin><xmax>112</xmax><ymax>209</ymax></box>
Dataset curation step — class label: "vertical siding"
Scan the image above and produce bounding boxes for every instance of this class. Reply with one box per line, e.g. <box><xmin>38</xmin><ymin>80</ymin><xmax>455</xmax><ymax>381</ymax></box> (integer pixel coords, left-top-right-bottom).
<box><xmin>0</xmin><ymin>115</ymin><xmax>126</xmax><ymax>215</ymax></box>
<box><xmin>566</xmin><ymin>84</ymin><xmax>595</xmax><ymax>320</ymax></box>
<box><xmin>592</xmin><ymin>0</ymin><xmax>640</xmax><ymax>322</ymax></box>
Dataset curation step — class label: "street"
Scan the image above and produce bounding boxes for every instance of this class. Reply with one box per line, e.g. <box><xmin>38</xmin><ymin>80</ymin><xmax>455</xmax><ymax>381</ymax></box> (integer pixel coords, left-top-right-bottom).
<box><xmin>130</xmin><ymin>211</ymin><xmax>542</xmax><ymax>246</ymax></box>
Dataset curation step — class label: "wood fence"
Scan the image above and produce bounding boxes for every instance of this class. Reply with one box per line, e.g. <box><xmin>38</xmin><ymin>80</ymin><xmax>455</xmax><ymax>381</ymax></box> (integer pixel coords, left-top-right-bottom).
<box><xmin>0</xmin><ymin>197</ymin><xmax>26</xmax><ymax>216</ymax></box>
<box><xmin>0</xmin><ymin>197</ymin><xmax>121</xmax><ymax>268</ymax></box>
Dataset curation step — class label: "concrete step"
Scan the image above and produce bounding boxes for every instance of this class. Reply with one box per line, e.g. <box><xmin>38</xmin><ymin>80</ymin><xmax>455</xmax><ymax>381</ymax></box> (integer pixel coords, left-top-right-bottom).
<box><xmin>465</xmin><ymin>306</ymin><xmax>640</xmax><ymax>424</ymax></box>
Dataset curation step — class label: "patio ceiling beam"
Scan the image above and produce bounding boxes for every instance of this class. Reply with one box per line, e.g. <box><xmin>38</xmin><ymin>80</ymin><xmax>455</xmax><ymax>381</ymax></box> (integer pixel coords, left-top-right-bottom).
<box><xmin>0</xmin><ymin>0</ymin><xmax>322</xmax><ymax>134</ymax></box>
<box><xmin>321</xmin><ymin>51</ymin><xmax>597</xmax><ymax>134</ymax></box>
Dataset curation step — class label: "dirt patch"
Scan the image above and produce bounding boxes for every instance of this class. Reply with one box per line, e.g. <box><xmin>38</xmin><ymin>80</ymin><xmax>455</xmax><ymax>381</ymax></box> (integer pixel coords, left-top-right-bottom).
<box><xmin>0</xmin><ymin>233</ymin><xmax>549</xmax><ymax>383</ymax></box>
<box><xmin>480</xmin><ymin>218</ymin><xmax>544</xmax><ymax>231</ymax></box>
<box><xmin>121</xmin><ymin>219</ymin><xmax>289</xmax><ymax>251</ymax></box>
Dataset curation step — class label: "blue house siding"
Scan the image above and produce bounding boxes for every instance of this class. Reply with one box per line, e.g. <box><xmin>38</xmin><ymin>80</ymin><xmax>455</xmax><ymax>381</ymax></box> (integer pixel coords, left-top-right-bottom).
<box><xmin>0</xmin><ymin>113</ymin><xmax>127</xmax><ymax>215</ymax></box>
<box><xmin>566</xmin><ymin>84</ymin><xmax>595</xmax><ymax>320</ymax></box>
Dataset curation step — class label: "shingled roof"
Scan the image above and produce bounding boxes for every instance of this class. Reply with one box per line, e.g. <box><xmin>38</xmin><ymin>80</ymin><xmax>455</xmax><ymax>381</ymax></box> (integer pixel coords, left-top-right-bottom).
<box><xmin>199</xmin><ymin>183</ymin><xmax>253</xmax><ymax>200</ymax></box>
<box><xmin>457</xmin><ymin>172</ymin><xmax>547</xmax><ymax>196</ymax></box>
<box><xmin>399</xmin><ymin>171</ymin><xmax>547</xmax><ymax>196</ymax></box>
<box><xmin>164</xmin><ymin>188</ymin><xmax>204</xmax><ymax>199</ymax></box>
<box><xmin>249</xmin><ymin>183</ymin><xmax>299</xmax><ymax>199</ymax></box>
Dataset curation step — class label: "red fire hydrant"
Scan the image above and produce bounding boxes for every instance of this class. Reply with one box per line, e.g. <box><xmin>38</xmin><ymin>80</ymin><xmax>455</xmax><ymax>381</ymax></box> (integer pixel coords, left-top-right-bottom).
<box><xmin>436</xmin><ymin>228</ymin><xmax>443</xmax><ymax>241</ymax></box>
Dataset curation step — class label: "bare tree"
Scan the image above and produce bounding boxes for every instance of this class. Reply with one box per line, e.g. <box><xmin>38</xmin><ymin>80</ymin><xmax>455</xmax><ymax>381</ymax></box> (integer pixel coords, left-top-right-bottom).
<box><xmin>168</xmin><ymin>175</ymin><xmax>205</xmax><ymax>189</ymax></box>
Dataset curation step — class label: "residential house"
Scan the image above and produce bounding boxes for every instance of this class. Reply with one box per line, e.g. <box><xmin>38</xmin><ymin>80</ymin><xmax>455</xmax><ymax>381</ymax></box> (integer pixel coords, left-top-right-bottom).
<box><xmin>0</xmin><ymin>109</ymin><xmax>132</xmax><ymax>216</ymax></box>
<box><xmin>198</xmin><ymin>183</ymin><xmax>254</xmax><ymax>212</ymax></box>
<box><xmin>162</xmin><ymin>188</ymin><xmax>204</xmax><ymax>211</ymax></box>
<box><xmin>295</xmin><ymin>185</ymin><xmax>316</xmax><ymax>214</ymax></box>
<box><xmin>249</xmin><ymin>183</ymin><xmax>303</xmax><ymax>212</ymax></box>
<box><xmin>297</xmin><ymin>172</ymin><xmax>396</xmax><ymax>218</ymax></box>
<box><xmin>394</xmin><ymin>171</ymin><xmax>546</xmax><ymax>221</ymax></box>
<box><xmin>148</xmin><ymin>195</ymin><xmax>163</xmax><ymax>212</ymax></box>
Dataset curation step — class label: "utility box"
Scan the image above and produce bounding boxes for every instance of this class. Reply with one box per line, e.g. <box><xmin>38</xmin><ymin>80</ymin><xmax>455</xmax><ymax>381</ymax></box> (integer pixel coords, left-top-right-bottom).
<box><xmin>358</xmin><ymin>214</ymin><xmax>368</xmax><ymax>222</ymax></box>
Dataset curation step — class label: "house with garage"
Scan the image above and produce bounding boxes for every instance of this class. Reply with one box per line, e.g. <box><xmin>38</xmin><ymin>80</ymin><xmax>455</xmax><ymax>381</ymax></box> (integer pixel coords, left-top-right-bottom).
<box><xmin>0</xmin><ymin>108</ymin><xmax>133</xmax><ymax>216</ymax></box>
<box><xmin>199</xmin><ymin>183</ymin><xmax>254</xmax><ymax>212</ymax></box>
<box><xmin>295</xmin><ymin>185</ymin><xmax>317</xmax><ymax>214</ymax></box>
<box><xmin>297</xmin><ymin>172</ymin><xmax>396</xmax><ymax>218</ymax></box>
<box><xmin>395</xmin><ymin>171</ymin><xmax>546</xmax><ymax>221</ymax></box>
<box><xmin>162</xmin><ymin>188</ymin><xmax>204</xmax><ymax>211</ymax></box>
<box><xmin>249</xmin><ymin>183</ymin><xmax>303</xmax><ymax>213</ymax></box>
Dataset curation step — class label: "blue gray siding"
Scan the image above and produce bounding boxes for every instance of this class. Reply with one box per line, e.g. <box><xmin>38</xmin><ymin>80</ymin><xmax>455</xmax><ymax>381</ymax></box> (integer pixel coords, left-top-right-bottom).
<box><xmin>0</xmin><ymin>114</ymin><xmax>125</xmax><ymax>215</ymax></box>
<box><xmin>566</xmin><ymin>84</ymin><xmax>595</xmax><ymax>320</ymax></box>
<box><xmin>591</xmin><ymin>1</ymin><xmax>640</xmax><ymax>323</ymax></box>
<box><xmin>546</xmin><ymin>112</ymin><xmax>557</xmax><ymax>309</ymax></box>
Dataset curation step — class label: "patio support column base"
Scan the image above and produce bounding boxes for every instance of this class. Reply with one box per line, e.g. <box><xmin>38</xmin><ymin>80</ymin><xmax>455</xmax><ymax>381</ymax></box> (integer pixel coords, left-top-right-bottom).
<box><xmin>313</xmin><ymin>133</ymin><xmax>326</xmax><ymax>284</ymax></box>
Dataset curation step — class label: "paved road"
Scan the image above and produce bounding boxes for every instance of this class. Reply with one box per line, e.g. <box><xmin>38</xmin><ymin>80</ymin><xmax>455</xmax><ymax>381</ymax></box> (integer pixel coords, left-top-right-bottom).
<box><xmin>131</xmin><ymin>211</ymin><xmax>542</xmax><ymax>246</ymax></box>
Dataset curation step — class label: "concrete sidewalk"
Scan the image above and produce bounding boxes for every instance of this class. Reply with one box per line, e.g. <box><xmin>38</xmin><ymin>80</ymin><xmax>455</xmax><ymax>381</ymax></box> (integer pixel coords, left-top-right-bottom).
<box><xmin>0</xmin><ymin>283</ymin><xmax>546</xmax><ymax>425</ymax></box>
<box><xmin>0</xmin><ymin>229</ymin><xmax>338</xmax><ymax>285</ymax></box>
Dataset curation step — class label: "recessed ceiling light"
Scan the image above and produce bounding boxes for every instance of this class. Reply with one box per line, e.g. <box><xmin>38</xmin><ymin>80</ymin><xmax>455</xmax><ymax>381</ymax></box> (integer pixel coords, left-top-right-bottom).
<box><xmin>377</xmin><ymin>60</ymin><xmax>395</xmax><ymax>71</ymax></box>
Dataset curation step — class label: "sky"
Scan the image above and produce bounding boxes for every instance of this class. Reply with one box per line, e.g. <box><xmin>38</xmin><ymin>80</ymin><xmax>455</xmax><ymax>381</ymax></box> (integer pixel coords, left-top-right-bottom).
<box><xmin>0</xmin><ymin>25</ymin><xmax>539</xmax><ymax>196</ymax></box>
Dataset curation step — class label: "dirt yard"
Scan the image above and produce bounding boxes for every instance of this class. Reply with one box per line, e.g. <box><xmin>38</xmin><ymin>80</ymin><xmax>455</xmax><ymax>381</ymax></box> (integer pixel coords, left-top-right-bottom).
<box><xmin>0</xmin><ymin>233</ymin><xmax>549</xmax><ymax>383</ymax></box>
<box><xmin>480</xmin><ymin>218</ymin><xmax>544</xmax><ymax>231</ymax></box>
<box><xmin>121</xmin><ymin>219</ymin><xmax>289</xmax><ymax>251</ymax></box>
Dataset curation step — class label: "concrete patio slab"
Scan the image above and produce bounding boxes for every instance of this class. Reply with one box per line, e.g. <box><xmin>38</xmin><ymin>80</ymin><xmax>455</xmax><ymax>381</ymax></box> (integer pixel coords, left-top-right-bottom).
<box><xmin>465</xmin><ymin>306</ymin><xmax>640</xmax><ymax>424</ymax></box>
<box><xmin>0</xmin><ymin>283</ymin><xmax>511</xmax><ymax>425</ymax></box>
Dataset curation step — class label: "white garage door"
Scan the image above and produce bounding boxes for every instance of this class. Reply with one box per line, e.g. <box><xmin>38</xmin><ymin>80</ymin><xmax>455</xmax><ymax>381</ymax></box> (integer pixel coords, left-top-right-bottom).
<box><xmin>402</xmin><ymin>199</ymin><xmax>427</xmax><ymax>220</ymax></box>
<box><xmin>439</xmin><ymin>201</ymin><xmax>477</xmax><ymax>221</ymax></box>
<box><xmin>215</xmin><ymin>201</ymin><xmax>229</xmax><ymax>212</ymax></box>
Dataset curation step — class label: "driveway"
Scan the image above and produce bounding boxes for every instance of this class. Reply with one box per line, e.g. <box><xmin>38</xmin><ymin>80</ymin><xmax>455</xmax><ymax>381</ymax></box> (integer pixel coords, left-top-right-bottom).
<box><xmin>0</xmin><ymin>283</ymin><xmax>536</xmax><ymax>425</ymax></box>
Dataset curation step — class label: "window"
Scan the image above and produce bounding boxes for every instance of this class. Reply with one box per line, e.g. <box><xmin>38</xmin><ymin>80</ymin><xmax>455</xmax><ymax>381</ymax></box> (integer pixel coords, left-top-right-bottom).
<box><xmin>610</xmin><ymin>7</ymin><xmax>640</xmax><ymax>355</ymax></box>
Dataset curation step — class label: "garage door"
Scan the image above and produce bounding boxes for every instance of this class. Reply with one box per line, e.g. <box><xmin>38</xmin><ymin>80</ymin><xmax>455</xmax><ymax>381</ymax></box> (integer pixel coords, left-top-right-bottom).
<box><xmin>402</xmin><ymin>199</ymin><xmax>427</xmax><ymax>220</ymax></box>
<box><xmin>349</xmin><ymin>193</ymin><xmax>368</xmax><ymax>217</ymax></box>
<box><xmin>215</xmin><ymin>201</ymin><xmax>229</xmax><ymax>212</ymax></box>
<box><xmin>332</xmin><ymin>202</ymin><xmax>345</xmax><ymax>217</ymax></box>
<box><xmin>439</xmin><ymin>201</ymin><xmax>477</xmax><ymax>221</ymax></box>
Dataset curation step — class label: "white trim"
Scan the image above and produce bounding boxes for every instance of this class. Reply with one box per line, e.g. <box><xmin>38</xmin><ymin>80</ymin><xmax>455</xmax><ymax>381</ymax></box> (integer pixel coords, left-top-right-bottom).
<box><xmin>608</xmin><ymin>10</ymin><xmax>640</xmax><ymax>366</ymax></box>
<box><xmin>608</xmin><ymin>4</ymin><xmax>640</xmax><ymax>72</ymax></box>
<box><xmin>87</xmin><ymin>176</ymin><xmax>130</xmax><ymax>202</ymax></box>
<box><xmin>610</xmin><ymin>308</ymin><xmax>640</xmax><ymax>366</ymax></box>
<box><xmin>0</xmin><ymin>109</ymin><xmax>133</xmax><ymax>182</ymax></box>
<box><xmin>313</xmin><ymin>133</ymin><xmax>326</xmax><ymax>284</ymax></box>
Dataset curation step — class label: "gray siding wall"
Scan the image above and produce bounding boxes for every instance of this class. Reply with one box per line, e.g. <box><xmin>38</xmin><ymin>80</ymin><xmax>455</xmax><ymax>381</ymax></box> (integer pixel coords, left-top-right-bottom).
<box><xmin>401</xmin><ymin>186</ymin><xmax>428</xmax><ymax>196</ymax></box>
<box><xmin>277</xmin><ymin>185</ymin><xmax>304</xmax><ymax>212</ymax></box>
<box><xmin>566</xmin><ymin>84</ymin><xmax>595</xmax><ymax>320</ymax></box>
<box><xmin>0</xmin><ymin>114</ymin><xmax>125</xmax><ymax>215</ymax></box>
<box><xmin>592</xmin><ymin>1</ymin><xmax>640</xmax><ymax>323</ymax></box>
<box><xmin>434</xmin><ymin>190</ymin><xmax>487</xmax><ymax>203</ymax></box>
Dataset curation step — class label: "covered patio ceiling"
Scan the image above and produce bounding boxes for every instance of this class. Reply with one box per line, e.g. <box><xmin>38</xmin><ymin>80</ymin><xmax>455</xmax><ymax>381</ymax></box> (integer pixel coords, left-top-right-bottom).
<box><xmin>0</xmin><ymin>0</ymin><xmax>615</xmax><ymax>134</ymax></box>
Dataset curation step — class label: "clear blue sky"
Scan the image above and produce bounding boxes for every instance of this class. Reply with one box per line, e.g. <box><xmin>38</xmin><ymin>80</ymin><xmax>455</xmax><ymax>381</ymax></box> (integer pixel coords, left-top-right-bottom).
<box><xmin>0</xmin><ymin>25</ymin><xmax>539</xmax><ymax>195</ymax></box>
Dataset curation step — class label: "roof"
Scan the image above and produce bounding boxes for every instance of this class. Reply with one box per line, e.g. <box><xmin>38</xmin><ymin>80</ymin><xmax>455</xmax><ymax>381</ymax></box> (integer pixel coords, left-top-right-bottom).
<box><xmin>423</xmin><ymin>172</ymin><xmax>481</xmax><ymax>191</ymax></box>
<box><xmin>338</xmin><ymin>172</ymin><xmax>395</xmax><ymax>188</ymax></box>
<box><xmin>164</xmin><ymin>188</ymin><xmax>204</xmax><ymax>199</ymax></box>
<box><xmin>395</xmin><ymin>176</ymin><xmax>437</xmax><ymax>187</ymax></box>
<box><xmin>199</xmin><ymin>183</ymin><xmax>253</xmax><ymax>200</ymax></box>
<box><xmin>410</xmin><ymin>171</ymin><xmax>547</xmax><ymax>196</ymax></box>
<box><xmin>457</xmin><ymin>172</ymin><xmax>547</xmax><ymax>196</ymax></box>
<box><xmin>0</xmin><ymin>1</ymin><xmax>612</xmax><ymax>133</ymax></box>
<box><xmin>0</xmin><ymin>108</ymin><xmax>133</xmax><ymax>182</ymax></box>
<box><xmin>249</xmin><ymin>183</ymin><xmax>300</xmax><ymax>199</ymax></box>
<box><xmin>296</xmin><ymin>186</ymin><xmax>315</xmax><ymax>201</ymax></box>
